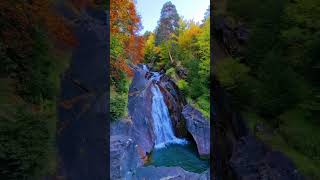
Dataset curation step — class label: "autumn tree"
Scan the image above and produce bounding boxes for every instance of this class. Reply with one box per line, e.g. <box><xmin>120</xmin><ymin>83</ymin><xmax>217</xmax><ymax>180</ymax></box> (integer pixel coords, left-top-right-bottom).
<box><xmin>110</xmin><ymin>0</ymin><xmax>144</xmax><ymax>79</ymax></box>
<box><xmin>0</xmin><ymin>0</ymin><xmax>76</xmax><ymax>101</ymax></box>
<box><xmin>0</xmin><ymin>0</ymin><xmax>79</xmax><ymax>179</ymax></box>
<box><xmin>110</xmin><ymin>0</ymin><xmax>144</xmax><ymax>120</ymax></box>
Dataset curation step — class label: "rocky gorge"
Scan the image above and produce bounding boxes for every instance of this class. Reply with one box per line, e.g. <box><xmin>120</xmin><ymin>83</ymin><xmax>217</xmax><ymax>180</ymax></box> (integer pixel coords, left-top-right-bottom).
<box><xmin>110</xmin><ymin>64</ymin><xmax>211</xmax><ymax>179</ymax></box>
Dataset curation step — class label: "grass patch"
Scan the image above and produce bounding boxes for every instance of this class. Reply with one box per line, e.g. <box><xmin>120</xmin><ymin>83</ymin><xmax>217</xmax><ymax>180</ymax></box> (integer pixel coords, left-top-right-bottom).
<box><xmin>186</xmin><ymin>96</ymin><xmax>210</xmax><ymax>120</ymax></box>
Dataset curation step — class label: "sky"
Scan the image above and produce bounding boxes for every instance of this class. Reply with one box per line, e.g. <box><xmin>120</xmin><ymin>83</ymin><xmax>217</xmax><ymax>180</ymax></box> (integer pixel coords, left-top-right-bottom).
<box><xmin>136</xmin><ymin>0</ymin><xmax>210</xmax><ymax>34</ymax></box>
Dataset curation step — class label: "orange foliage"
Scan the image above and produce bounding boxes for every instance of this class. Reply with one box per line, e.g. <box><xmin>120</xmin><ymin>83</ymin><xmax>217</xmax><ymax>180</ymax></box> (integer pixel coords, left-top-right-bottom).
<box><xmin>125</xmin><ymin>36</ymin><xmax>145</xmax><ymax>65</ymax></box>
<box><xmin>32</xmin><ymin>1</ymin><xmax>77</xmax><ymax>46</ymax></box>
<box><xmin>110</xmin><ymin>0</ymin><xmax>144</xmax><ymax>78</ymax></box>
<box><xmin>0</xmin><ymin>0</ymin><xmax>77</xmax><ymax>53</ymax></box>
<box><xmin>110</xmin><ymin>56</ymin><xmax>134</xmax><ymax>78</ymax></box>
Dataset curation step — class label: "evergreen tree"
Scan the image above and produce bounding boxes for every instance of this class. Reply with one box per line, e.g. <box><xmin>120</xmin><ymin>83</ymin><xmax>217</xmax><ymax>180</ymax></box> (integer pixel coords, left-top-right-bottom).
<box><xmin>155</xmin><ymin>1</ymin><xmax>180</xmax><ymax>45</ymax></box>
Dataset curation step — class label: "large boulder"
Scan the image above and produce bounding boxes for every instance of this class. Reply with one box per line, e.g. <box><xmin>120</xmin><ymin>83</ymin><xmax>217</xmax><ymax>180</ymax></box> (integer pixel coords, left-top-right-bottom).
<box><xmin>110</xmin><ymin>135</ymin><xmax>143</xmax><ymax>179</ymax></box>
<box><xmin>127</xmin><ymin>69</ymin><xmax>156</xmax><ymax>158</ymax></box>
<box><xmin>132</xmin><ymin>166</ymin><xmax>210</xmax><ymax>180</ymax></box>
<box><xmin>230</xmin><ymin>136</ymin><xmax>304</xmax><ymax>180</ymax></box>
<box><xmin>182</xmin><ymin>105</ymin><xmax>210</xmax><ymax>158</ymax></box>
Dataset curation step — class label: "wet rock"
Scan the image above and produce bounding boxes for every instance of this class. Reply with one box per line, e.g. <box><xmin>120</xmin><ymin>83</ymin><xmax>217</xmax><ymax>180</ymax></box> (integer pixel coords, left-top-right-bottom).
<box><xmin>159</xmin><ymin>76</ymin><xmax>188</xmax><ymax>138</ymax></box>
<box><xmin>230</xmin><ymin>136</ymin><xmax>304</xmax><ymax>180</ymax></box>
<box><xmin>127</xmin><ymin>69</ymin><xmax>156</xmax><ymax>158</ymax></box>
<box><xmin>110</xmin><ymin>135</ymin><xmax>143</xmax><ymax>180</ymax></box>
<box><xmin>132</xmin><ymin>166</ymin><xmax>210</xmax><ymax>180</ymax></box>
<box><xmin>182</xmin><ymin>105</ymin><xmax>210</xmax><ymax>158</ymax></box>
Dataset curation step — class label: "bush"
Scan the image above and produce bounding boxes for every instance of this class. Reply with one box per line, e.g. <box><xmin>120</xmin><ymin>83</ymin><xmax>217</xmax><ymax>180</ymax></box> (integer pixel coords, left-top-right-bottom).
<box><xmin>177</xmin><ymin>79</ymin><xmax>188</xmax><ymax>95</ymax></box>
<box><xmin>110</xmin><ymin>93</ymin><xmax>128</xmax><ymax>121</ymax></box>
<box><xmin>9</xmin><ymin>31</ymin><xmax>59</xmax><ymax>104</ymax></box>
<box><xmin>195</xmin><ymin>95</ymin><xmax>210</xmax><ymax>119</ymax></box>
<box><xmin>215</xmin><ymin>58</ymin><xmax>250</xmax><ymax>90</ymax></box>
<box><xmin>166</xmin><ymin>67</ymin><xmax>176</xmax><ymax>79</ymax></box>
<box><xmin>0</xmin><ymin>102</ymin><xmax>56</xmax><ymax>179</ymax></box>
<box><xmin>111</xmin><ymin>71</ymin><xmax>128</xmax><ymax>94</ymax></box>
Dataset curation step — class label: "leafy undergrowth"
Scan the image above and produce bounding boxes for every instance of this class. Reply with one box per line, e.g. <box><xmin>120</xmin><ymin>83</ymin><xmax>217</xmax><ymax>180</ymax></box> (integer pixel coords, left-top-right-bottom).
<box><xmin>110</xmin><ymin>78</ymin><xmax>131</xmax><ymax>121</ymax></box>
<box><xmin>0</xmin><ymin>43</ymin><xmax>71</xmax><ymax>179</ymax></box>
<box><xmin>186</xmin><ymin>96</ymin><xmax>210</xmax><ymax>120</ymax></box>
<box><xmin>0</xmin><ymin>79</ymin><xmax>58</xmax><ymax>179</ymax></box>
<box><xmin>243</xmin><ymin>110</ymin><xmax>320</xmax><ymax>180</ymax></box>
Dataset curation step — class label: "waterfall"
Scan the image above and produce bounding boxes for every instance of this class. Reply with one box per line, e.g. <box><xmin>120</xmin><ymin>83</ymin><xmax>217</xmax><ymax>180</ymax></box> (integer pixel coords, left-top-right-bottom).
<box><xmin>142</xmin><ymin>64</ymin><xmax>149</xmax><ymax>71</ymax></box>
<box><xmin>149</xmin><ymin>71</ymin><xmax>187</xmax><ymax>149</ymax></box>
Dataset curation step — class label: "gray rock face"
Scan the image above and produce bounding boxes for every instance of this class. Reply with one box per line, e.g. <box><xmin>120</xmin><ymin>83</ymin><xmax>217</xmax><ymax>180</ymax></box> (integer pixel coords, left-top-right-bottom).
<box><xmin>110</xmin><ymin>118</ymin><xmax>134</xmax><ymax>137</ymax></box>
<box><xmin>127</xmin><ymin>69</ymin><xmax>155</xmax><ymax>158</ymax></box>
<box><xmin>110</xmin><ymin>135</ymin><xmax>143</xmax><ymax>180</ymax></box>
<box><xmin>230</xmin><ymin>136</ymin><xmax>304</xmax><ymax>180</ymax></box>
<box><xmin>182</xmin><ymin>105</ymin><xmax>210</xmax><ymax>158</ymax></box>
<box><xmin>159</xmin><ymin>75</ymin><xmax>188</xmax><ymax>138</ymax></box>
<box><xmin>132</xmin><ymin>166</ymin><xmax>210</xmax><ymax>180</ymax></box>
<box><xmin>57</xmin><ymin>5</ymin><xmax>108</xmax><ymax>179</ymax></box>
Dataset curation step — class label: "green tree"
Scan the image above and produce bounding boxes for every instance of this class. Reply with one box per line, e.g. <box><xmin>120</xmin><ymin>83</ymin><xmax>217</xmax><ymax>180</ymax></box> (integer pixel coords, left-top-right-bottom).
<box><xmin>155</xmin><ymin>1</ymin><xmax>180</xmax><ymax>45</ymax></box>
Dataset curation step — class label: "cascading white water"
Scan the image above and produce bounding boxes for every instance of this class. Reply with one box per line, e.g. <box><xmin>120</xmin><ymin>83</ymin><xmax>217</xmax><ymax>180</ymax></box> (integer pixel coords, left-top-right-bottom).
<box><xmin>142</xmin><ymin>64</ymin><xmax>149</xmax><ymax>71</ymax></box>
<box><xmin>149</xmin><ymin>70</ymin><xmax>188</xmax><ymax>149</ymax></box>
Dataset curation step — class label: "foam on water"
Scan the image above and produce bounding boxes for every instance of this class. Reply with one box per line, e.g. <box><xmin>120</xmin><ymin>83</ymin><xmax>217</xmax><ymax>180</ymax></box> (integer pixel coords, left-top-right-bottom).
<box><xmin>150</xmin><ymin>73</ymin><xmax>188</xmax><ymax>149</ymax></box>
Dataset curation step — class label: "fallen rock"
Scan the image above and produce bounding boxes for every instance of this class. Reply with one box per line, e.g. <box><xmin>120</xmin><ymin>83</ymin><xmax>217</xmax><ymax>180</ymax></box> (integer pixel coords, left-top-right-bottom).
<box><xmin>230</xmin><ymin>136</ymin><xmax>304</xmax><ymax>180</ymax></box>
<box><xmin>182</xmin><ymin>105</ymin><xmax>210</xmax><ymax>158</ymax></box>
<box><xmin>110</xmin><ymin>135</ymin><xmax>143</xmax><ymax>180</ymax></box>
<box><xmin>132</xmin><ymin>166</ymin><xmax>210</xmax><ymax>180</ymax></box>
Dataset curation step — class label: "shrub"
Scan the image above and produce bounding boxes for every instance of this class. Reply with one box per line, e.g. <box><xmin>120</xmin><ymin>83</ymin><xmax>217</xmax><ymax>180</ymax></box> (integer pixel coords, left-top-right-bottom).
<box><xmin>195</xmin><ymin>95</ymin><xmax>210</xmax><ymax>119</ymax></box>
<box><xmin>177</xmin><ymin>79</ymin><xmax>188</xmax><ymax>94</ymax></box>
<box><xmin>110</xmin><ymin>93</ymin><xmax>128</xmax><ymax>121</ymax></box>
<box><xmin>0</xmin><ymin>102</ymin><xmax>56</xmax><ymax>179</ymax></box>
<box><xmin>215</xmin><ymin>58</ymin><xmax>250</xmax><ymax>90</ymax></box>
<box><xmin>166</xmin><ymin>67</ymin><xmax>176</xmax><ymax>79</ymax></box>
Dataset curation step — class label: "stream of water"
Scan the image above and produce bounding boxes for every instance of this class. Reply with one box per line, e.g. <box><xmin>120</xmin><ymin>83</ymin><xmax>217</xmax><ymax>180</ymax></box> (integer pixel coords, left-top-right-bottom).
<box><xmin>151</xmin><ymin>85</ymin><xmax>188</xmax><ymax>148</ymax></box>
<box><xmin>147</xmin><ymin>65</ymin><xmax>188</xmax><ymax>148</ymax></box>
<box><xmin>143</xmin><ymin>64</ymin><xmax>209</xmax><ymax>173</ymax></box>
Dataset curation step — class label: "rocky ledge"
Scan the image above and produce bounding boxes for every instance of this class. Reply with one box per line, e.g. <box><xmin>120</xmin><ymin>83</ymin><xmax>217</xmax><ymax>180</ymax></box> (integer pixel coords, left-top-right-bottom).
<box><xmin>110</xmin><ymin>135</ymin><xmax>143</xmax><ymax>179</ymax></box>
<box><xmin>182</xmin><ymin>105</ymin><xmax>210</xmax><ymax>158</ymax></box>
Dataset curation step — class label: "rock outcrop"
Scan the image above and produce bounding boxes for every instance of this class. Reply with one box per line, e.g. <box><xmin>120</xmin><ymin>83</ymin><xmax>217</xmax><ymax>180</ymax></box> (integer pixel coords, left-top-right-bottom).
<box><xmin>127</xmin><ymin>69</ymin><xmax>156</xmax><ymax>158</ymax></box>
<box><xmin>182</xmin><ymin>105</ymin><xmax>210</xmax><ymax>158</ymax></box>
<box><xmin>57</xmin><ymin>5</ymin><xmax>108</xmax><ymax>179</ymax></box>
<box><xmin>159</xmin><ymin>75</ymin><xmax>188</xmax><ymax>137</ymax></box>
<box><xmin>110</xmin><ymin>135</ymin><xmax>143</xmax><ymax>179</ymax></box>
<box><xmin>230</xmin><ymin>136</ymin><xmax>304</xmax><ymax>180</ymax></box>
<box><xmin>132</xmin><ymin>166</ymin><xmax>210</xmax><ymax>180</ymax></box>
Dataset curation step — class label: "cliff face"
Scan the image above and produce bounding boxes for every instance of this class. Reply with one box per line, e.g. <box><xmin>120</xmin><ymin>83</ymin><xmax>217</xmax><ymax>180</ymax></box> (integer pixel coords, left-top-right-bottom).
<box><xmin>57</xmin><ymin>5</ymin><xmax>108</xmax><ymax>179</ymax></box>
<box><xmin>126</xmin><ymin>65</ymin><xmax>210</xmax><ymax>158</ymax></box>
